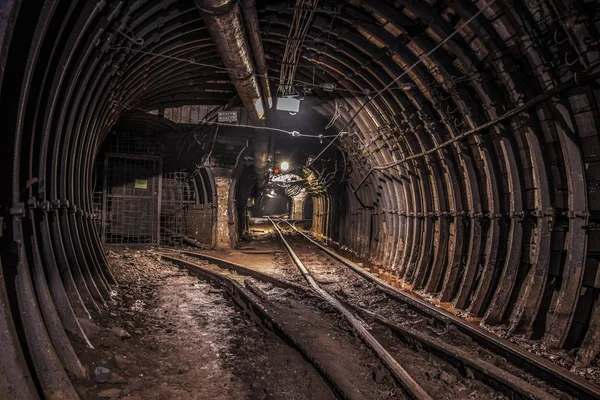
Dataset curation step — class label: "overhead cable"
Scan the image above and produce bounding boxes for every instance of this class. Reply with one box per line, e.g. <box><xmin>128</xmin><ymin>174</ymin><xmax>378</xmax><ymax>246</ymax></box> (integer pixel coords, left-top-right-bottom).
<box><xmin>307</xmin><ymin>0</ymin><xmax>498</xmax><ymax>167</ymax></box>
<box><xmin>353</xmin><ymin>68</ymin><xmax>600</xmax><ymax>192</ymax></box>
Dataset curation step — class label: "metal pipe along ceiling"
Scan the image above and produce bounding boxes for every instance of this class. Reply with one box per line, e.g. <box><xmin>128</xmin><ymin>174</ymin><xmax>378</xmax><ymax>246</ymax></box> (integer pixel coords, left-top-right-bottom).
<box><xmin>194</xmin><ymin>0</ymin><xmax>265</xmax><ymax>123</ymax></box>
<box><xmin>241</xmin><ymin>0</ymin><xmax>273</xmax><ymax>111</ymax></box>
<box><xmin>195</xmin><ymin>0</ymin><xmax>270</xmax><ymax>187</ymax></box>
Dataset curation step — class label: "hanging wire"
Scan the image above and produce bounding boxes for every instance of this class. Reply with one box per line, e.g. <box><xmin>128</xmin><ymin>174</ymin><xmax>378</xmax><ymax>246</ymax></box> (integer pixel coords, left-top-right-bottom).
<box><xmin>306</xmin><ymin>0</ymin><xmax>499</xmax><ymax>167</ymax></box>
<box><xmin>109</xmin><ymin>45</ymin><xmax>480</xmax><ymax>97</ymax></box>
<box><xmin>111</xmin><ymin>100</ymin><xmax>340</xmax><ymax>140</ymax></box>
<box><xmin>325</xmin><ymin>97</ymin><xmax>340</xmax><ymax>129</ymax></box>
<box><xmin>278</xmin><ymin>0</ymin><xmax>320</xmax><ymax>95</ymax></box>
<box><xmin>115</xmin><ymin>29</ymin><xmax>144</xmax><ymax>45</ymax></box>
<box><xmin>109</xmin><ymin>46</ymin><xmax>234</xmax><ymax>72</ymax></box>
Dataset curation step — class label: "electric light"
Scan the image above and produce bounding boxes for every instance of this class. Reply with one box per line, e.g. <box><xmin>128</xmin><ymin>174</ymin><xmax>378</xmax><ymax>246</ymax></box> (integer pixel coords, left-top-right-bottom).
<box><xmin>281</xmin><ymin>161</ymin><xmax>290</xmax><ymax>171</ymax></box>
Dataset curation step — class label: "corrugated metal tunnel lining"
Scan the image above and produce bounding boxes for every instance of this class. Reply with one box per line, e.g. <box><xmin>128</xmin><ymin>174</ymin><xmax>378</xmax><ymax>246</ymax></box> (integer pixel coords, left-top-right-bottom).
<box><xmin>0</xmin><ymin>0</ymin><xmax>599</xmax><ymax>398</ymax></box>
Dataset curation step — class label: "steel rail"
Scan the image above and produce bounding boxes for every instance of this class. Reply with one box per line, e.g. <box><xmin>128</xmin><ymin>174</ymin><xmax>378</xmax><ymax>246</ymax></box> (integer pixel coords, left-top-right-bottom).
<box><xmin>160</xmin><ymin>250</ymin><xmax>312</xmax><ymax>293</ymax></box>
<box><xmin>160</xmin><ymin>254</ymin><xmax>352</xmax><ymax>400</ymax></box>
<box><xmin>282</xmin><ymin>220</ymin><xmax>600</xmax><ymax>400</ymax></box>
<box><xmin>268</xmin><ymin>217</ymin><xmax>433</xmax><ymax>400</ymax></box>
<box><xmin>179</xmin><ymin>245</ymin><xmax>560</xmax><ymax>399</ymax></box>
<box><xmin>354</xmin><ymin>306</ymin><xmax>559</xmax><ymax>400</ymax></box>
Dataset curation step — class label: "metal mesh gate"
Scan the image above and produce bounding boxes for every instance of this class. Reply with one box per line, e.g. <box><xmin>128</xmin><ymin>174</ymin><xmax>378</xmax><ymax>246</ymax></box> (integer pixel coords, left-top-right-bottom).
<box><xmin>102</xmin><ymin>154</ymin><xmax>162</xmax><ymax>244</ymax></box>
<box><xmin>187</xmin><ymin>204</ymin><xmax>214</xmax><ymax>244</ymax></box>
<box><xmin>160</xmin><ymin>166</ymin><xmax>215</xmax><ymax>246</ymax></box>
<box><xmin>161</xmin><ymin>171</ymin><xmax>196</xmax><ymax>244</ymax></box>
<box><xmin>96</xmin><ymin>132</ymin><xmax>216</xmax><ymax>246</ymax></box>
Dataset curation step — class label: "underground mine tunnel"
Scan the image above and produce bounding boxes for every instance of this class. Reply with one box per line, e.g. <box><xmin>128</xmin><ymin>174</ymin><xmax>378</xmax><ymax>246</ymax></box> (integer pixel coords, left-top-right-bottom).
<box><xmin>1</xmin><ymin>0</ymin><xmax>600</xmax><ymax>399</ymax></box>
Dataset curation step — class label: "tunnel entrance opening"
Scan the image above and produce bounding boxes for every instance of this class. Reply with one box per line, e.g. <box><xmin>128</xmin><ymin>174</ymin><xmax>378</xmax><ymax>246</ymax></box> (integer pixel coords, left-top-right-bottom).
<box><xmin>250</xmin><ymin>188</ymin><xmax>291</xmax><ymax>218</ymax></box>
<box><xmin>257</xmin><ymin>196</ymin><xmax>290</xmax><ymax>217</ymax></box>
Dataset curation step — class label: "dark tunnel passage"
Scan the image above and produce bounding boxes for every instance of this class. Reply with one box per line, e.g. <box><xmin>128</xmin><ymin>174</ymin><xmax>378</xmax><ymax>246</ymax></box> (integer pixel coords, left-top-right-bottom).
<box><xmin>1</xmin><ymin>0</ymin><xmax>600</xmax><ymax>399</ymax></box>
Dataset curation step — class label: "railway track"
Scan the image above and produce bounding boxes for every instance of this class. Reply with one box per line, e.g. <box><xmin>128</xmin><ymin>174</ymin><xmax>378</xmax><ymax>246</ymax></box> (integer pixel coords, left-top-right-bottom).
<box><xmin>161</xmin><ymin>250</ymin><xmax>502</xmax><ymax>399</ymax></box>
<box><xmin>160</xmin><ymin>251</ymin><xmax>410</xmax><ymax>399</ymax></box>
<box><xmin>268</xmin><ymin>218</ymin><xmax>600</xmax><ymax>400</ymax></box>
<box><xmin>154</xmin><ymin>218</ymin><xmax>600</xmax><ymax>400</ymax></box>
<box><xmin>161</xmin><ymin>247</ymin><xmax>555</xmax><ymax>399</ymax></box>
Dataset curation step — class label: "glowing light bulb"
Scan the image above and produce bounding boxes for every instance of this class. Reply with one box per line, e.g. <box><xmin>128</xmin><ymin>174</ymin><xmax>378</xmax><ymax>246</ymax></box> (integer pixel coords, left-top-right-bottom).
<box><xmin>281</xmin><ymin>161</ymin><xmax>290</xmax><ymax>171</ymax></box>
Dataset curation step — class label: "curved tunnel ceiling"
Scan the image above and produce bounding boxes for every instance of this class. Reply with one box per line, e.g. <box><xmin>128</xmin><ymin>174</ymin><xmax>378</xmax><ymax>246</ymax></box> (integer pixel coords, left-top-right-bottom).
<box><xmin>1</xmin><ymin>0</ymin><xmax>600</xmax><ymax>398</ymax></box>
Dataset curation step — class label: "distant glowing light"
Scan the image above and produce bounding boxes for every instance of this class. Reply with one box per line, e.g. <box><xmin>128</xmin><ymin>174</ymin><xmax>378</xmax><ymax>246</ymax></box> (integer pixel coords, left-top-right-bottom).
<box><xmin>281</xmin><ymin>161</ymin><xmax>290</xmax><ymax>171</ymax></box>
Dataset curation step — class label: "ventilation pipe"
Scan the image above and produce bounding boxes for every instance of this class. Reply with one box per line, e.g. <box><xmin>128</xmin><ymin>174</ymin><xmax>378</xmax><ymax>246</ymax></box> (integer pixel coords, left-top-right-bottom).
<box><xmin>194</xmin><ymin>0</ymin><xmax>269</xmax><ymax>187</ymax></box>
<box><xmin>241</xmin><ymin>0</ymin><xmax>272</xmax><ymax>112</ymax></box>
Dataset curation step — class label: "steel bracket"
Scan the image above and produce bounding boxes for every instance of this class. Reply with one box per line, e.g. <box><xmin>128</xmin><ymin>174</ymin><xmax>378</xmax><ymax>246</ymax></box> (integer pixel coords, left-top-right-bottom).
<box><xmin>51</xmin><ymin>199</ymin><xmax>61</xmax><ymax>210</ymax></box>
<box><xmin>27</xmin><ymin>197</ymin><xmax>39</xmax><ymax>209</ymax></box>
<box><xmin>39</xmin><ymin>200</ymin><xmax>51</xmax><ymax>212</ymax></box>
<box><xmin>530</xmin><ymin>209</ymin><xmax>543</xmax><ymax>218</ymax></box>
<box><xmin>9</xmin><ymin>203</ymin><xmax>26</xmax><ymax>217</ymax></box>
<box><xmin>510</xmin><ymin>211</ymin><xmax>525</xmax><ymax>220</ymax></box>
<box><xmin>567</xmin><ymin>210</ymin><xmax>589</xmax><ymax>219</ymax></box>
<box><xmin>585</xmin><ymin>223</ymin><xmax>600</xmax><ymax>231</ymax></box>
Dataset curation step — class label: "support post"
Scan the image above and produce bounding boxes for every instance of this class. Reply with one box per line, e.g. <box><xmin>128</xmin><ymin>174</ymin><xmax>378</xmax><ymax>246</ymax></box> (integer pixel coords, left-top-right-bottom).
<box><xmin>212</xmin><ymin>167</ymin><xmax>235</xmax><ymax>248</ymax></box>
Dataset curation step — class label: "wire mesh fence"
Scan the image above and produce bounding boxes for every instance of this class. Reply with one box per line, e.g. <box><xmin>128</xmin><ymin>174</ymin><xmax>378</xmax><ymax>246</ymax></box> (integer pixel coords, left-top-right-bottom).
<box><xmin>102</xmin><ymin>155</ymin><xmax>162</xmax><ymax>244</ymax></box>
<box><xmin>96</xmin><ymin>132</ymin><xmax>214</xmax><ymax>246</ymax></box>
<box><xmin>160</xmin><ymin>170</ymin><xmax>196</xmax><ymax>245</ymax></box>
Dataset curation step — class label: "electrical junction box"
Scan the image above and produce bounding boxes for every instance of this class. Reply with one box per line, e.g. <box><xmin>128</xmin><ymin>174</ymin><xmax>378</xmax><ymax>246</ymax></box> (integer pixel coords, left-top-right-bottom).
<box><xmin>218</xmin><ymin>111</ymin><xmax>238</xmax><ymax>123</ymax></box>
<box><xmin>276</xmin><ymin>96</ymin><xmax>301</xmax><ymax>113</ymax></box>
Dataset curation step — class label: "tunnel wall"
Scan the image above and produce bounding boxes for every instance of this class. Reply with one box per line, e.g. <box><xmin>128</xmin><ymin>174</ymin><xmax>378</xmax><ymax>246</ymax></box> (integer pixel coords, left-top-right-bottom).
<box><xmin>279</xmin><ymin>0</ymin><xmax>600</xmax><ymax>361</ymax></box>
<box><xmin>311</xmin><ymin>194</ymin><xmax>335</xmax><ymax>243</ymax></box>
<box><xmin>290</xmin><ymin>191</ymin><xmax>307</xmax><ymax>220</ymax></box>
<box><xmin>0</xmin><ymin>2</ymin><xmax>232</xmax><ymax>397</ymax></box>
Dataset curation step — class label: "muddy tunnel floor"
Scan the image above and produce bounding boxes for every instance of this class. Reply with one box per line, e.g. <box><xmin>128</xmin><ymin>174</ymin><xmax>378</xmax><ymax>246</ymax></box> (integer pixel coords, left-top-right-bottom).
<box><xmin>71</xmin><ymin>232</ymin><xmax>600</xmax><ymax>400</ymax></box>
<box><xmin>73</xmin><ymin>247</ymin><xmax>335</xmax><ymax>400</ymax></box>
<box><xmin>198</xmin><ymin>227</ymin><xmax>600</xmax><ymax>387</ymax></box>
